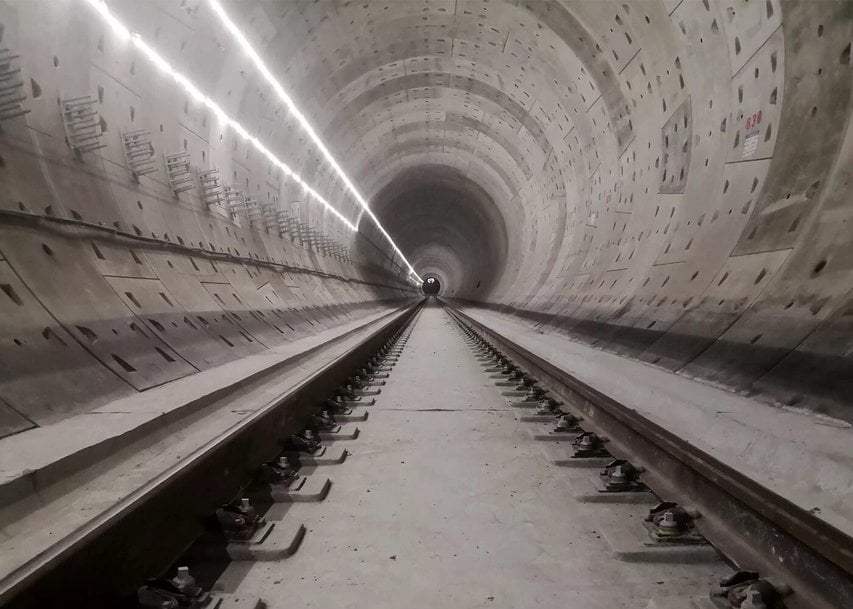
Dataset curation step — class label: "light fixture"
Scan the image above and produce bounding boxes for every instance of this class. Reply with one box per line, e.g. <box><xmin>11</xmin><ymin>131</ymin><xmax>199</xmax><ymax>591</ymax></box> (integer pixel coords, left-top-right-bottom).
<box><xmin>206</xmin><ymin>0</ymin><xmax>422</xmax><ymax>282</ymax></box>
<box><xmin>83</xmin><ymin>0</ymin><xmax>422</xmax><ymax>282</ymax></box>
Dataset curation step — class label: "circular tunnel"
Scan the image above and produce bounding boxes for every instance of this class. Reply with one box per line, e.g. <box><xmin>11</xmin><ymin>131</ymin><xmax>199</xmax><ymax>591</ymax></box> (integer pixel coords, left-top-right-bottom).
<box><xmin>361</xmin><ymin>165</ymin><xmax>508</xmax><ymax>298</ymax></box>
<box><xmin>0</xmin><ymin>5</ymin><xmax>851</xmax><ymax>603</ymax></box>
<box><xmin>0</xmin><ymin>0</ymin><xmax>850</xmax><ymax>425</ymax></box>
<box><xmin>422</xmin><ymin>276</ymin><xmax>441</xmax><ymax>296</ymax></box>
<box><xmin>266</xmin><ymin>1</ymin><xmax>852</xmax><ymax>416</ymax></box>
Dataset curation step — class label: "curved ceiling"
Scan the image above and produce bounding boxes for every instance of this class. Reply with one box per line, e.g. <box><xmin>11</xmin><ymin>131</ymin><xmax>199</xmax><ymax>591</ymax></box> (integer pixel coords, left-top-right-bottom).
<box><xmin>362</xmin><ymin>164</ymin><xmax>508</xmax><ymax>296</ymax></box>
<box><xmin>0</xmin><ymin>0</ymin><xmax>852</xmax><ymax>422</ymax></box>
<box><xmin>236</xmin><ymin>0</ymin><xmax>852</xmax><ymax>416</ymax></box>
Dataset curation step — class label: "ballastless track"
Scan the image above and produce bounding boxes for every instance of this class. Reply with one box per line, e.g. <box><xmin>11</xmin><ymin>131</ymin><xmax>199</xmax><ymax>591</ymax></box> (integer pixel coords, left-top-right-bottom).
<box><xmin>2</xmin><ymin>300</ymin><xmax>850</xmax><ymax>609</ymax></box>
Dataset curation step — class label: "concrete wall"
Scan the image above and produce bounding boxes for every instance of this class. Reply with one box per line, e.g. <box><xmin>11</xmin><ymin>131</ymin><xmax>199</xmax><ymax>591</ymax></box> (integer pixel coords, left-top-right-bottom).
<box><xmin>0</xmin><ymin>0</ymin><xmax>417</xmax><ymax>438</ymax></box>
<box><xmin>0</xmin><ymin>0</ymin><xmax>852</xmax><ymax>430</ymax></box>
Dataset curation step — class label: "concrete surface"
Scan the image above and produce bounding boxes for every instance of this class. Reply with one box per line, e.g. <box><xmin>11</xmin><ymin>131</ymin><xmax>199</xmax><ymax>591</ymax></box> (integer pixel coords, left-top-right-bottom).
<box><xmin>0</xmin><ymin>0</ymin><xmax>851</xmax><ymax>432</ymax></box>
<box><xmin>460</xmin><ymin>305</ymin><xmax>853</xmax><ymax>537</ymax></box>
<box><xmin>235</xmin><ymin>305</ymin><xmax>722</xmax><ymax>608</ymax></box>
<box><xmin>0</xmin><ymin>305</ymin><xmax>411</xmax><ymax>595</ymax></box>
<box><xmin>0</xmin><ymin>0</ymin><xmax>850</xmax><ymax>599</ymax></box>
<box><xmin>0</xmin><ymin>305</ymin><xmax>405</xmax><ymax>491</ymax></box>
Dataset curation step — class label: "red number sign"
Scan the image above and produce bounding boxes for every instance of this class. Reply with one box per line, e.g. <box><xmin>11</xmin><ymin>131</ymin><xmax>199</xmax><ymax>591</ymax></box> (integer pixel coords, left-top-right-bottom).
<box><xmin>745</xmin><ymin>110</ymin><xmax>762</xmax><ymax>131</ymax></box>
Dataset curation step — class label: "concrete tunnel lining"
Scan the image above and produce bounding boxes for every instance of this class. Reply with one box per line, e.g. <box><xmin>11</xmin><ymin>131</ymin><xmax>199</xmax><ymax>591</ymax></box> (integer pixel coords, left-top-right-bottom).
<box><xmin>0</xmin><ymin>0</ymin><xmax>851</xmax><ymax>576</ymax></box>
<box><xmin>0</xmin><ymin>0</ymin><xmax>848</xmax><ymax>411</ymax></box>
<box><xmin>361</xmin><ymin>164</ymin><xmax>509</xmax><ymax>296</ymax></box>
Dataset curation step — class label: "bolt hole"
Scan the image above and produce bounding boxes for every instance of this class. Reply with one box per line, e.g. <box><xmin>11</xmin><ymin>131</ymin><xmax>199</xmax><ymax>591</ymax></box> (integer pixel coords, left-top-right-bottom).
<box><xmin>76</xmin><ymin>325</ymin><xmax>98</xmax><ymax>341</ymax></box>
<box><xmin>42</xmin><ymin>327</ymin><xmax>67</xmax><ymax>346</ymax></box>
<box><xmin>112</xmin><ymin>354</ymin><xmax>137</xmax><ymax>372</ymax></box>
<box><xmin>155</xmin><ymin>346</ymin><xmax>175</xmax><ymax>363</ymax></box>
<box><xmin>813</xmin><ymin>259</ymin><xmax>827</xmax><ymax>275</ymax></box>
<box><xmin>1</xmin><ymin>283</ymin><xmax>23</xmax><ymax>306</ymax></box>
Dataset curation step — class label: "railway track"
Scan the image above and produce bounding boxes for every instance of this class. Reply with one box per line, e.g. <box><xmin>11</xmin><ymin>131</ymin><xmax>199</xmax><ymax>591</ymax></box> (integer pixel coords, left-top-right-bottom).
<box><xmin>447</xmin><ymin>305</ymin><xmax>853</xmax><ymax>609</ymax></box>
<box><xmin>0</xmin><ymin>302</ymin><xmax>419</xmax><ymax>608</ymax></box>
<box><xmin>1</xmin><ymin>301</ymin><xmax>849</xmax><ymax>608</ymax></box>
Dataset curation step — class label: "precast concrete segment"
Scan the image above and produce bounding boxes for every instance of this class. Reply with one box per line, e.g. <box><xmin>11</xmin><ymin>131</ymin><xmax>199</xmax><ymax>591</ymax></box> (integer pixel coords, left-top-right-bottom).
<box><xmin>226</xmin><ymin>303</ymin><xmax>721</xmax><ymax>609</ymax></box>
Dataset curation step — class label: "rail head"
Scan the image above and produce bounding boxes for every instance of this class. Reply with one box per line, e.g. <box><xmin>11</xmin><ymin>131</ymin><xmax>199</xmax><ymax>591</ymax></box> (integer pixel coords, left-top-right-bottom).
<box><xmin>446</xmin><ymin>303</ymin><xmax>853</xmax><ymax>609</ymax></box>
<box><xmin>0</xmin><ymin>302</ymin><xmax>422</xmax><ymax>608</ymax></box>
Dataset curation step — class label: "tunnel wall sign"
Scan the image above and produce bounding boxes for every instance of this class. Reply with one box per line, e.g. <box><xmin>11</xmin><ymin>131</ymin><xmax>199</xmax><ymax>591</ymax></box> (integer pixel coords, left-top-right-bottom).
<box><xmin>743</xmin><ymin>111</ymin><xmax>762</xmax><ymax>158</ymax></box>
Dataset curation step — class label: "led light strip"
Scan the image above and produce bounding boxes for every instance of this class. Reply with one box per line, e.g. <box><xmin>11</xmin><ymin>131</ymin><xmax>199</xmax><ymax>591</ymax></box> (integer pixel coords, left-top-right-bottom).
<box><xmin>206</xmin><ymin>0</ymin><xmax>422</xmax><ymax>282</ymax></box>
<box><xmin>83</xmin><ymin>0</ymin><xmax>422</xmax><ymax>284</ymax></box>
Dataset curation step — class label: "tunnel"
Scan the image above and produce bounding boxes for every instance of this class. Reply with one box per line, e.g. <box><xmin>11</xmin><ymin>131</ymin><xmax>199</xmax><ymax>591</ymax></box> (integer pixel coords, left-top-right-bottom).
<box><xmin>422</xmin><ymin>276</ymin><xmax>441</xmax><ymax>295</ymax></box>
<box><xmin>0</xmin><ymin>1</ymin><xmax>851</xmax><ymax>608</ymax></box>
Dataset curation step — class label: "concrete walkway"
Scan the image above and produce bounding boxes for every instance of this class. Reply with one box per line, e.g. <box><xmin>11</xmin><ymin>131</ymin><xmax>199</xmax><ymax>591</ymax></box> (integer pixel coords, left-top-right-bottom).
<box><xmin>458</xmin><ymin>306</ymin><xmax>853</xmax><ymax>537</ymax></box>
<box><xmin>243</xmin><ymin>303</ymin><xmax>720</xmax><ymax>608</ymax></box>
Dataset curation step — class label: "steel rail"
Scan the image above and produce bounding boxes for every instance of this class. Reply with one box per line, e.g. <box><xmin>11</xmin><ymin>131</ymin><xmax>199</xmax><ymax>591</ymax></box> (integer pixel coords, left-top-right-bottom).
<box><xmin>446</xmin><ymin>304</ymin><xmax>852</xmax><ymax>609</ymax></box>
<box><xmin>3</xmin><ymin>301</ymin><xmax>422</xmax><ymax>609</ymax></box>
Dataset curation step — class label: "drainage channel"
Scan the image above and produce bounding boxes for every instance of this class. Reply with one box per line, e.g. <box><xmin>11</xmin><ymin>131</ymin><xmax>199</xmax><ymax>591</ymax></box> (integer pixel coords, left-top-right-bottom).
<box><xmin>446</xmin><ymin>305</ymin><xmax>852</xmax><ymax>609</ymax></box>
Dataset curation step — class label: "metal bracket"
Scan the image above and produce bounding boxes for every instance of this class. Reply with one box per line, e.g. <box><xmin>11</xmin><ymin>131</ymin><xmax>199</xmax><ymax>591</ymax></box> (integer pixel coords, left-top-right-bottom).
<box><xmin>164</xmin><ymin>152</ymin><xmax>195</xmax><ymax>195</ymax></box>
<box><xmin>60</xmin><ymin>95</ymin><xmax>106</xmax><ymax>157</ymax></box>
<box><xmin>199</xmin><ymin>169</ymin><xmax>225</xmax><ymax>211</ymax></box>
<box><xmin>121</xmin><ymin>129</ymin><xmax>157</xmax><ymax>180</ymax></box>
<box><xmin>0</xmin><ymin>49</ymin><xmax>30</xmax><ymax>123</ymax></box>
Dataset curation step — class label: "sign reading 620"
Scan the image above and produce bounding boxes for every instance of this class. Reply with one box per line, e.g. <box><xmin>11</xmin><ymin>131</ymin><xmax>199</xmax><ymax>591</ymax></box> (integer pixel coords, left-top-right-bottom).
<box><xmin>745</xmin><ymin>110</ymin><xmax>762</xmax><ymax>131</ymax></box>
